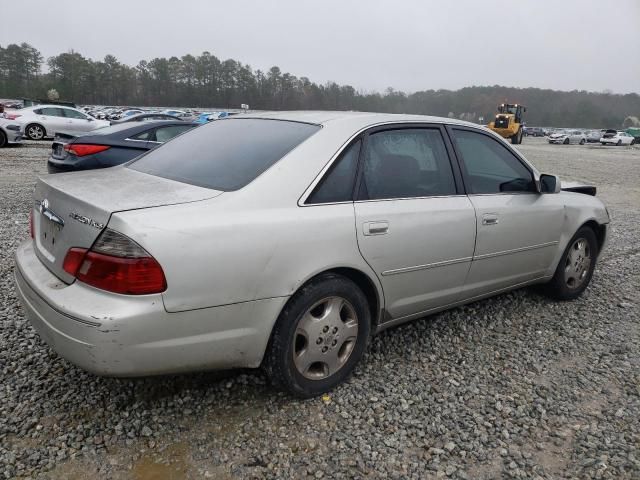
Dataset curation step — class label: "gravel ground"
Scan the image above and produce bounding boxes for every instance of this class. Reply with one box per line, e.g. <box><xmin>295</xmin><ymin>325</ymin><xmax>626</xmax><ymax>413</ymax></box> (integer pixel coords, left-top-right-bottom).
<box><xmin>0</xmin><ymin>138</ymin><xmax>638</xmax><ymax>479</ymax></box>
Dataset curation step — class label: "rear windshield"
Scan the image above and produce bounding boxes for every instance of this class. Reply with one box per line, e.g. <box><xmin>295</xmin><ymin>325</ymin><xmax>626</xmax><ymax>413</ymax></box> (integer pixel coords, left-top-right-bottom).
<box><xmin>129</xmin><ymin>118</ymin><xmax>320</xmax><ymax>191</ymax></box>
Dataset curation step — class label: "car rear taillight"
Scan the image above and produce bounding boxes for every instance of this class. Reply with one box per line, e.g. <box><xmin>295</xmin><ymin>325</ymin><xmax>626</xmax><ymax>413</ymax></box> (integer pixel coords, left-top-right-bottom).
<box><xmin>62</xmin><ymin>229</ymin><xmax>166</xmax><ymax>295</ymax></box>
<box><xmin>64</xmin><ymin>144</ymin><xmax>110</xmax><ymax>157</ymax></box>
<box><xmin>3</xmin><ymin>113</ymin><xmax>21</xmax><ymax>120</ymax></box>
<box><xmin>63</xmin><ymin>247</ymin><xmax>88</xmax><ymax>275</ymax></box>
<box><xmin>29</xmin><ymin>210</ymin><xmax>34</xmax><ymax>238</ymax></box>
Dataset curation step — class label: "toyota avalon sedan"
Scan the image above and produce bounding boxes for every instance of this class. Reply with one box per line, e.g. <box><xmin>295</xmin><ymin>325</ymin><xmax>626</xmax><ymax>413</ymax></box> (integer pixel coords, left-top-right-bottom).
<box><xmin>14</xmin><ymin>112</ymin><xmax>609</xmax><ymax>397</ymax></box>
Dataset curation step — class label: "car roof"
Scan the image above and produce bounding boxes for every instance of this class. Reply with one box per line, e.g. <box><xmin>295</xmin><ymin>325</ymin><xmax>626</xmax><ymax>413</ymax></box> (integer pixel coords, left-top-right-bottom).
<box><xmin>232</xmin><ymin>110</ymin><xmax>482</xmax><ymax>130</ymax></box>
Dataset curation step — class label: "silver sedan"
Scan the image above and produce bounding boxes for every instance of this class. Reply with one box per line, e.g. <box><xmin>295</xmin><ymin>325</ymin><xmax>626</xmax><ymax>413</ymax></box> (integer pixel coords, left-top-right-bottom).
<box><xmin>14</xmin><ymin>112</ymin><xmax>610</xmax><ymax>397</ymax></box>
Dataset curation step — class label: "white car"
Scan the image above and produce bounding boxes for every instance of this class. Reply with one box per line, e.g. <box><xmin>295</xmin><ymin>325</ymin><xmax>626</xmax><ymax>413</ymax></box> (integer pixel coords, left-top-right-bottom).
<box><xmin>548</xmin><ymin>130</ymin><xmax>587</xmax><ymax>145</ymax></box>
<box><xmin>0</xmin><ymin>117</ymin><xmax>24</xmax><ymax>147</ymax></box>
<box><xmin>9</xmin><ymin>105</ymin><xmax>110</xmax><ymax>140</ymax></box>
<box><xmin>600</xmin><ymin>130</ymin><xmax>635</xmax><ymax>146</ymax></box>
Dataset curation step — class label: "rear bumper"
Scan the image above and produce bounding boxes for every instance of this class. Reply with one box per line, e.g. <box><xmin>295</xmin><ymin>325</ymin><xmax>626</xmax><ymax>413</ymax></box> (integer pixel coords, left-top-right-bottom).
<box><xmin>14</xmin><ymin>240</ymin><xmax>288</xmax><ymax>376</ymax></box>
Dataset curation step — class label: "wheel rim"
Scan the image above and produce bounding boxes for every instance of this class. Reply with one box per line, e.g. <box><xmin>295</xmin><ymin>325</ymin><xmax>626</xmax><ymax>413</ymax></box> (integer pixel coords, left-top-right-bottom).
<box><xmin>28</xmin><ymin>125</ymin><xmax>43</xmax><ymax>139</ymax></box>
<box><xmin>293</xmin><ymin>296</ymin><xmax>359</xmax><ymax>380</ymax></box>
<box><xmin>564</xmin><ymin>238</ymin><xmax>592</xmax><ymax>289</ymax></box>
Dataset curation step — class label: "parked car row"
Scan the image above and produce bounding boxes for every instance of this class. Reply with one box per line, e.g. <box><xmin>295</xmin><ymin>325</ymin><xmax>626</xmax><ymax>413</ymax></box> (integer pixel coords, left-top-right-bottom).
<box><xmin>0</xmin><ymin>103</ymin><xmax>237</xmax><ymax>146</ymax></box>
<box><xmin>546</xmin><ymin>128</ymin><xmax>636</xmax><ymax>146</ymax></box>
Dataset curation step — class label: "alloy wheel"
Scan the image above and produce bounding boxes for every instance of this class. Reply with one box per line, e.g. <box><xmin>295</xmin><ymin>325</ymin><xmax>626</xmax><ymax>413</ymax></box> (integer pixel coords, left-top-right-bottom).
<box><xmin>293</xmin><ymin>296</ymin><xmax>359</xmax><ymax>380</ymax></box>
<box><xmin>564</xmin><ymin>238</ymin><xmax>592</xmax><ymax>289</ymax></box>
<box><xmin>27</xmin><ymin>125</ymin><xmax>44</xmax><ymax>140</ymax></box>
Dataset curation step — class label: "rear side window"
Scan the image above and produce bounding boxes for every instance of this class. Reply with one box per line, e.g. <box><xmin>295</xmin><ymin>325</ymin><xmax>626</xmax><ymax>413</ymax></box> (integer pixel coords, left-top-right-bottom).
<box><xmin>359</xmin><ymin>128</ymin><xmax>457</xmax><ymax>200</ymax></box>
<box><xmin>129</xmin><ymin>119</ymin><xmax>320</xmax><ymax>191</ymax></box>
<box><xmin>40</xmin><ymin>107</ymin><xmax>64</xmax><ymax>117</ymax></box>
<box><xmin>307</xmin><ymin>140</ymin><xmax>361</xmax><ymax>204</ymax></box>
<box><xmin>154</xmin><ymin>125</ymin><xmax>193</xmax><ymax>142</ymax></box>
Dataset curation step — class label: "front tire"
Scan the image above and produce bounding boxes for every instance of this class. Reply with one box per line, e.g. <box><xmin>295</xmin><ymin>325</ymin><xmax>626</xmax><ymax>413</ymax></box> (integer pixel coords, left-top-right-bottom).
<box><xmin>617</xmin><ymin>140</ymin><xmax>622</xmax><ymax>146</ymax></box>
<box><xmin>579</xmin><ymin>139</ymin><xmax>585</xmax><ymax>145</ymax></box>
<box><xmin>511</xmin><ymin>128</ymin><xmax>523</xmax><ymax>145</ymax></box>
<box><xmin>26</xmin><ymin>123</ymin><xmax>46</xmax><ymax>140</ymax></box>
<box><xmin>563</xmin><ymin>138</ymin><xmax>570</xmax><ymax>145</ymax></box>
<box><xmin>264</xmin><ymin>273</ymin><xmax>371</xmax><ymax>398</ymax></box>
<box><xmin>0</xmin><ymin>130</ymin><xmax>6</xmax><ymax>148</ymax></box>
<box><xmin>544</xmin><ymin>227</ymin><xmax>598</xmax><ymax>301</ymax></box>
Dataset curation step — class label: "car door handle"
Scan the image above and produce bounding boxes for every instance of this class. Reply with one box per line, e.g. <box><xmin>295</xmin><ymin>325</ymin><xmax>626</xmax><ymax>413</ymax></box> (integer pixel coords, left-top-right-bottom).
<box><xmin>363</xmin><ymin>221</ymin><xmax>389</xmax><ymax>235</ymax></box>
<box><xmin>482</xmin><ymin>214</ymin><xmax>499</xmax><ymax>225</ymax></box>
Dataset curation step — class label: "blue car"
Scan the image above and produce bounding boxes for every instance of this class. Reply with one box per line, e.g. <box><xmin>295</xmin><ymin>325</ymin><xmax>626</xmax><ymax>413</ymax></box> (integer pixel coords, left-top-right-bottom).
<box><xmin>194</xmin><ymin>111</ymin><xmax>230</xmax><ymax>124</ymax></box>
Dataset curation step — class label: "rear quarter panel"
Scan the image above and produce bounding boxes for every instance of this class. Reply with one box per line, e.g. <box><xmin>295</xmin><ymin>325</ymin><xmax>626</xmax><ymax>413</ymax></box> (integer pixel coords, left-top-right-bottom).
<box><xmin>108</xmin><ymin>199</ymin><xmax>381</xmax><ymax>314</ymax></box>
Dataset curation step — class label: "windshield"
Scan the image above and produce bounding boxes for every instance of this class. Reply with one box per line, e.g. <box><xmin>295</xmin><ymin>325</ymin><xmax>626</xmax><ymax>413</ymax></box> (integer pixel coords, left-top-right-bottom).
<box><xmin>129</xmin><ymin>118</ymin><xmax>321</xmax><ymax>191</ymax></box>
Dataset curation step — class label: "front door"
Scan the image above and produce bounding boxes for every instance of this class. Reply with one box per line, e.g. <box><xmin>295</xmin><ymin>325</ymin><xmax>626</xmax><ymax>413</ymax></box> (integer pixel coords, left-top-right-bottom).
<box><xmin>61</xmin><ymin>107</ymin><xmax>92</xmax><ymax>133</ymax></box>
<box><xmin>450</xmin><ymin>127</ymin><xmax>564</xmax><ymax>298</ymax></box>
<box><xmin>353</xmin><ymin>126</ymin><xmax>477</xmax><ymax>320</ymax></box>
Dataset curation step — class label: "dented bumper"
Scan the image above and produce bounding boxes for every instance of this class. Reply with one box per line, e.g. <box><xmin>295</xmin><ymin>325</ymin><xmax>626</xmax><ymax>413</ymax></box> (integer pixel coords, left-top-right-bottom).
<box><xmin>14</xmin><ymin>240</ymin><xmax>288</xmax><ymax>376</ymax></box>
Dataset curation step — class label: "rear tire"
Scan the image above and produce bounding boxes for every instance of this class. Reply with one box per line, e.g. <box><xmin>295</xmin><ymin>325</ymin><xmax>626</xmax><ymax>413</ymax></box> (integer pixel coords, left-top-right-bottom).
<box><xmin>617</xmin><ymin>140</ymin><xmax>622</xmax><ymax>146</ymax></box>
<box><xmin>26</xmin><ymin>123</ymin><xmax>45</xmax><ymax>140</ymax></box>
<box><xmin>543</xmin><ymin>227</ymin><xmax>598</xmax><ymax>301</ymax></box>
<box><xmin>0</xmin><ymin>130</ymin><xmax>6</xmax><ymax>148</ymax></box>
<box><xmin>579</xmin><ymin>139</ymin><xmax>585</xmax><ymax>145</ymax></box>
<box><xmin>264</xmin><ymin>273</ymin><xmax>371</xmax><ymax>398</ymax></box>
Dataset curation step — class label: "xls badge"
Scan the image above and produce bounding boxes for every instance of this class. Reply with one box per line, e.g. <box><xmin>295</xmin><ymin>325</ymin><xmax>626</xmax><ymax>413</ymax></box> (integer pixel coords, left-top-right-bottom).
<box><xmin>69</xmin><ymin>212</ymin><xmax>104</xmax><ymax>230</ymax></box>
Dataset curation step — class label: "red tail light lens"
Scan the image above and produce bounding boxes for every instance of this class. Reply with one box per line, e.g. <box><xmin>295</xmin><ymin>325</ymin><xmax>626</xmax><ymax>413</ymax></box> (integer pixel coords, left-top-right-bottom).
<box><xmin>64</xmin><ymin>144</ymin><xmax>110</xmax><ymax>157</ymax></box>
<box><xmin>76</xmin><ymin>252</ymin><xmax>166</xmax><ymax>294</ymax></box>
<box><xmin>62</xmin><ymin>229</ymin><xmax>166</xmax><ymax>295</ymax></box>
<box><xmin>4</xmin><ymin>113</ymin><xmax>21</xmax><ymax>120</ymax></box>
<box><xmin>29</xmin><ymin>210</ymin><xmax>34</xmax><ymax>238</ymax></box>
<box><xmin>63</xmin><ymin>247</ymin><xmax>88</xmax><ymax>275</ymax></box>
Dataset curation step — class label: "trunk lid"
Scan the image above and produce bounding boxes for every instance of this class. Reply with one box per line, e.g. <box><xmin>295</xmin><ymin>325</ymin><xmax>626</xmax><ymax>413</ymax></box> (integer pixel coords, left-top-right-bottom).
<box><xmin>33</xmin><ymin>166</ymin><xmax>222</xmax><ymax>283</ymax></box>
<box><xmin>51</xmin><ymin>132</ymin><xmax>78</xmax><ymax>160</ymax></box>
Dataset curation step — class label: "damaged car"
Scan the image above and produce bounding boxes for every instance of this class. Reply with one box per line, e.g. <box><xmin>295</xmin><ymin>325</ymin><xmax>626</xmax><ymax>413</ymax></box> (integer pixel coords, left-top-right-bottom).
<box><xmin>14</xmin><ymin>112</ymin><xmax>609</xmax><ymax>397</ymax></box>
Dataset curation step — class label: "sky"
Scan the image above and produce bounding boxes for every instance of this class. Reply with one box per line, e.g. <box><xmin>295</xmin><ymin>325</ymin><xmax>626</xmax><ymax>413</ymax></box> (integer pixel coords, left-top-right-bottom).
<box><xmin>1</xmin><ymin>0</ymin><xmax>639</xmax><ymax>94</ymax></box>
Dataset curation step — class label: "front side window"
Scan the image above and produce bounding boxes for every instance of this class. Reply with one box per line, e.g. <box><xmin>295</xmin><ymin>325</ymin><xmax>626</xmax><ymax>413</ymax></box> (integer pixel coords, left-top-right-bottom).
<box><xmin>62</xmin><ymin>109</ymin><xmax>87</xmax><ymax>119</ymax></box>
<box><xmin>307</xmin><ymin>140</ymin><xmax>361</xmax><ymax>204</ymax></box>
<box><xmin>130</xmin><ymin>119</ymin><xmax>320</xmax><ymax>191</ymax></box>
<box><xmin>452</xmin><ymin>129</ymin><xmax>536</xmax><ymax>194</ymax></box>
<box><xmin>359</xmin><ymin>128</ymin><xmax>457</xmax><ymax>200</ymax></box>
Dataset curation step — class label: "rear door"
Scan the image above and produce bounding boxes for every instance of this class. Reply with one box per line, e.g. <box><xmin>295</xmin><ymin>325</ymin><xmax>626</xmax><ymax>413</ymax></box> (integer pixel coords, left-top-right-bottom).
<box><xmin>38</xmin><ymin>107</ymin><xmax>68</xmax><ymax>135</ymax></box>
<box><xmin>449</xmin><ymin>127</ymin><xmax>564</xmax><ymax>297</ymax></box>
<box><xmin>353</xmin><ymin>125</ymin><xmax>476</xmax><ymax>320</ymax></box>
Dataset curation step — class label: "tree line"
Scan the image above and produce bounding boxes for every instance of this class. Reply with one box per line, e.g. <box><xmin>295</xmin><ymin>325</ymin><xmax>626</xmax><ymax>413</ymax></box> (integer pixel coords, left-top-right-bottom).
<box><xmin>1</xmin><ymin>42</ymin><xmax>638</xmax><ymax>128</ymax></box>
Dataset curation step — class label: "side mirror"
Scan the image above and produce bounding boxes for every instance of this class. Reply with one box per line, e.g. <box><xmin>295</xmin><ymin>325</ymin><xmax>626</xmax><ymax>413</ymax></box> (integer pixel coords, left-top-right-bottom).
<box><xmin>87</xmin><ymin>117</ymin><xmax>94</xmax><ymax>121</ymax></box>
<box><xmin>539</xmin><ymin>174</ymin><xmax>561</xmax><ymax>194</ymax></box>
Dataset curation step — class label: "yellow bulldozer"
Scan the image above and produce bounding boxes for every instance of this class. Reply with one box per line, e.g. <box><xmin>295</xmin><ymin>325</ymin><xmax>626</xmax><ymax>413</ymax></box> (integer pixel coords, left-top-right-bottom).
<box><xmin>488</xmin><ymin>103</ymin><xmax>526</xmax><ymax>144</ymax></box>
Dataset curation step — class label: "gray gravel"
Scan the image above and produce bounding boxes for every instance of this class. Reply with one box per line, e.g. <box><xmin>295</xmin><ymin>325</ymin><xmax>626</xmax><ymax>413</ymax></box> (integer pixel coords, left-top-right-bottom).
<box><xmin>1</xmin><ymin>138</ymin><xmax>639</xmax><ymax>479</ymax></box>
